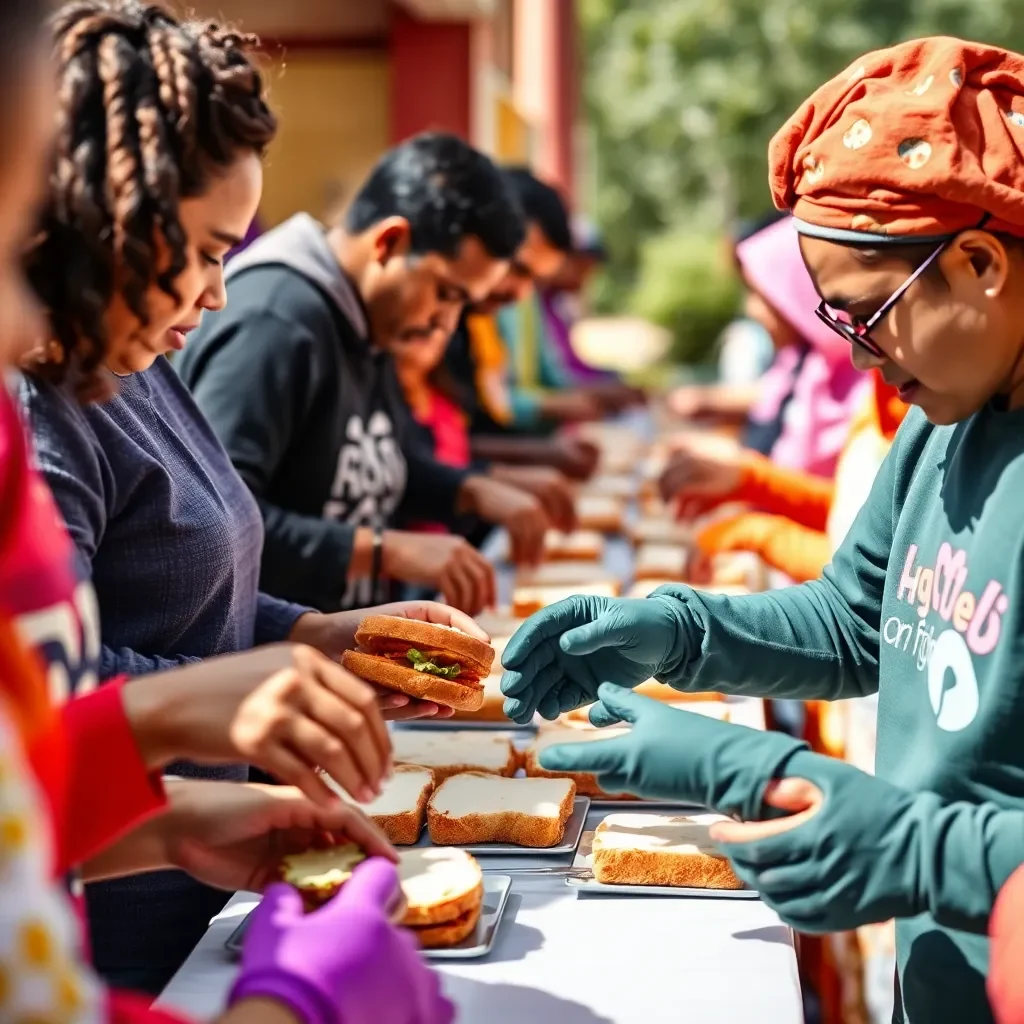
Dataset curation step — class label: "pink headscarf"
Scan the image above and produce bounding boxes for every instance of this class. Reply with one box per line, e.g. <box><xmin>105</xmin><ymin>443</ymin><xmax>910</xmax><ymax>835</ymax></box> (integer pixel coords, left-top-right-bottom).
<box><xmin>738</xmin><ymin>217</ymin><xmax>869</xmax><ymax>478</ymax></box>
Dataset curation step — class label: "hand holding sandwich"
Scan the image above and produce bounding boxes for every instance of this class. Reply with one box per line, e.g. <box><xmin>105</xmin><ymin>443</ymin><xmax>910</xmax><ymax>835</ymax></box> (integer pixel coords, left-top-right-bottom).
<box><xmin>231</xmin><ymin>858</ymin><xmax>454</xmax><ymax>1024</ymax></box>
<box><xmin>83</xmin><ymin>779</ymin><xmax>397</xmax><ymax>894</ymax></box>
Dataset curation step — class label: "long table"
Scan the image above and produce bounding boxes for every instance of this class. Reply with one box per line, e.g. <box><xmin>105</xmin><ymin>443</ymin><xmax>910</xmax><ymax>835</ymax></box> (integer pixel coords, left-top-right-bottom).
<box><xmin>158</xmin><ymin>805</ymin><xmax>803</xmax><ymax>1024</ymax></box>
<box><xmin>158</xmin><ymin>411</ymin><xmax>803</xmax><ymax>1021</ymax></box>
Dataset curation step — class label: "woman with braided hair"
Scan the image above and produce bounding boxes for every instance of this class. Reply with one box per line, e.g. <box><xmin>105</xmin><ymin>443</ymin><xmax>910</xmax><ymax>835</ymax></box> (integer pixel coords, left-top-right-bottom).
<box><xmin>6</xmin><ymin>0</ymin><xmax>461</xmax><ymax>1011</ymax></box>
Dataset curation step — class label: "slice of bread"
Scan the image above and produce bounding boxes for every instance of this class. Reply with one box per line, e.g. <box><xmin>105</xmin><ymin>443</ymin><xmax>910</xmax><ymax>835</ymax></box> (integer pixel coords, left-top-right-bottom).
<box><xmin>338</xmin><ymin>766</ymin><xmax>435</xmax><ymax>845</ymax></box>
<box><xmin>279</xmin><ymin>845</ymin><xmax>367</xmax><ymax>908</ymax></box>
<box><xmin>397</xmin><ymin>847</ymin><xmax>483</xmax><ymax>927</ymax></box>
<box><xmin>544</xmin><ymin>529</ymin><xmax>605</xmax><ymax>562</ymax></box>
<box><xmin>634</xmin><ymin>543</ymin><xmax>689</xmax><ymax>581</ymax></box>
<box><xmin>627</xmin><ymin>516</ymin><xmax>692</xmax><ymax>549</ymax></box>
<box><xmin>409</xmin><ymin>904</ymin><xmax>481</xmax><ymax>949</ymax></box>
<box><xmin>427</xmin><ymin>772</ymin><xmax>577</xmax><ymax>848</ymax></box>
<box><xmin>581</xmin><ymin>475</ymin><xmax>637</xmax><ymax>500</ymax></box>
<box><xmin>512</xmin><ymin>581</ymin><xmax>620</xmax><ymax>618</ymax></box>
<box><xmin>392</xmin><ymin>730</ymin><xmax>517</xmax><ymax>782</ymax></box>
<box><xmin>592</xmin><ymin>813</ymin><xmax>742</xmax><ymax>889</ymax></box>
<box><xmin>576</xmin><ymin>494</ymin><xmax>625</xmax><ymax>534</ymax></box>
<box><xmin>524</xmin><ymin>727</ymin><xmax>631</xmax><ymax>797</ymax></box>
<box><xmin>449</xmin><ymin>674</ymin><xmax>510</xmax><ymax>723</ymax></box>
<box><xmin>474</xmin><ymin>609</ymin><xmax>526</xmax><ymax>638</ymax></box>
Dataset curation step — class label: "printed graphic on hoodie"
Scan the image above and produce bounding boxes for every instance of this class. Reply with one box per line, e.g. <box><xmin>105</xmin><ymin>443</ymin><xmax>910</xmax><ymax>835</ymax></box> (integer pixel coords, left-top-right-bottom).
<box><xmin>325</xmin><ymin>410</ymin><xmax>407</xmax><ymax>606</ymax></box>
<box><xmin>884</xmin><ymin>541</ymin><xmax>1008</xmax><ymax>731</ymax></box>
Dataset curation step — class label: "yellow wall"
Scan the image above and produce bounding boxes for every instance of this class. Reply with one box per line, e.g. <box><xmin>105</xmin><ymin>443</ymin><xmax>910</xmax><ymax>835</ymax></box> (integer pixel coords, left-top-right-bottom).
<box><xmin>259</xmin><ymin>53</ymin><xmax>390</xmax><ymax>226</ymax></box>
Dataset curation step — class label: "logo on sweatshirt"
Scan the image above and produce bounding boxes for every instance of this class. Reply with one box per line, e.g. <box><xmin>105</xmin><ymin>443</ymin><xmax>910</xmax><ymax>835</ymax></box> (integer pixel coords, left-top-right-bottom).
<box><xmin>325</xmin><ymin>412</ymin><xmax>408</xmax><ymax>607</ymax></box>
<box><xmin>882</xmin><ymin>542</ymin><xmax>1008</xmax><ymax>731</ymax></box>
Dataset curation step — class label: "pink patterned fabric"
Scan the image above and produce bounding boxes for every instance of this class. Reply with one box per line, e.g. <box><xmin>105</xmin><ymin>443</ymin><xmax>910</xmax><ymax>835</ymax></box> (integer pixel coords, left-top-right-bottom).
<box><xmin>738</xmin><ymin>217</ymin><xmax>869</xmax><ymax>477</ymax></box>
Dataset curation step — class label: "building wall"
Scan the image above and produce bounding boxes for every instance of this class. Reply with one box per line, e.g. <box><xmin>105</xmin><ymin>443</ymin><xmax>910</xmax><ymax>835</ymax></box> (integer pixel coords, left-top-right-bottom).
<box><xmin>259</xmin><ymin>53</ymin><xmax>390</xmax><ymax>226</ymax></box>
<box><xmin>390</xmin><ymin>12</ymin><xmax>472</xmax><ymax>142</ymax></box>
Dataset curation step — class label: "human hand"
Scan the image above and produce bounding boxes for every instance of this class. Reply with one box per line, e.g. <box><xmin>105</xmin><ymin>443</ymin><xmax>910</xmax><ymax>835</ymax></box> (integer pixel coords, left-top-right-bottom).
<box><xmin>379</xmin><ymin>530</ymin><xmax>496</xmax><ymax>615</ymax></box>
<box><xmin>459</xmin><ymin>476</ymin><xmax>549</xmax><ymax>566</ymax></box>
<box><xmin>539</xmin><ymin>684</ymin><xmax>803</xmax><ymax>813</ymax></box>
<box><xmin>550</xmin><ymin>436</ymin><xmax>600</xmax><ymax>480</ymax></box>
<box><xmin>658</xmin><ymin>434</ymin><xmax>748</xmax><ymax>515</ymax></box>
<box><xmin>122</xmin><ymin>644</ymin><xmax>391</xmax><ymax>806</ymax></box>
<box><xmin>230</xmin><ymin>859</ymin><xmax>454</xmax><ymax>1024</ymax></box>
<box><xmin>584</xmin><ymin>381</ymin><xmax>646</xmax><ymax>414</ymax></box>
<box><xmin>538</xmin><ymin>390</ymin><xmax>604</xmax><ymax>423</ymax></box>
<box><xmin>490</xmin><ymin>465</ymin><xmax>577</xmax><ymax>533</ymax></box>
<box><xmin>499</xmin><ymin>595</ymin><xmax>684</xmax><ymax>724</ymax></box>
<box><xmin>666</xmin><ymin>385</ymin><xmax>713</xmax><ymax>421</ymax></box>
<box><xmin>292</xmin><ymin>603</ymin><xmax>491</xmax><ymax>721</ymax></box>
<box><xmin>163</xmin><ymin>780</ymin><xmax>397</xmax><ymax>893</ymax></box>
<box><xmin>709</xmin><ymin>750</ymin><xmax>922</xmax><ymax>933</ymax></box>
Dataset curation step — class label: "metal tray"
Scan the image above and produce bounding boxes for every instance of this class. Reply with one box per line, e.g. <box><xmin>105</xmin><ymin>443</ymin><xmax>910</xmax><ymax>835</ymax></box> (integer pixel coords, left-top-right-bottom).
<box><xmin>392</xmin><ymin>718</ymin><xmax>537</xmax><ymax>732</ymax></box>
<box><xmin>225</xmin><ymin>875</ymin><xmax>512</xmax><ymax>961</ymax></box>
<box><xmin>415</xmin><ymin>796</ymin><xmax>590</xmax><ymax>855</ymax></box>
<box><xmin>589</xmin><ymin>798</ymin><xmax>703</xmax><ymax>811</ymax></box>
<box><xmin>566</xmin><ymin>830</ymin><xmax>760</xmax><ymax>899</ymax></box>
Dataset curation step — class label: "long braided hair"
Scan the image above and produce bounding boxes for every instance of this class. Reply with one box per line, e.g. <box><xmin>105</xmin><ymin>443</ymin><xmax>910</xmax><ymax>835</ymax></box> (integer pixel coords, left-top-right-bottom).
<box><xmin>25</xmin><ymin>0</ymin><xmax>277</xmax><ymax>398</ymax></box>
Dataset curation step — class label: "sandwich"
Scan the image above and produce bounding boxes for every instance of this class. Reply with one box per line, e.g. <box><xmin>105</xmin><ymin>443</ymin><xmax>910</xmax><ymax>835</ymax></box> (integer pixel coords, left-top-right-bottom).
<box><xmin>627</xmin><ymin>516</ymin><xmax>692</xmax><ymax>549</ymax></box>
<box><xmin>576</xmin><ymin>494</ymin><xmax>625</xmax><ymax>534</ymax></box>
<box><xmin>279</xmin><ymin>844</ymin><xmax>370</xmax><ymax>910</ymax></box>
<box><xmin>634</xmin><ymin>543</ymin><xmax>688</xmax><ymax>582</ymax></box>
<box><xmin>513</xmin><ymin>581</ymin><xmax>620</xmax><ymax>618</ymax></box>
<box><xmin>625</xmin><ymin>578</ymin><xmax>680</xmax><ymax>600</ymax></box>
<box><xmin>709</xmin><ymin>552</ymin><xmax>767</xmax><ymax>591</ymax></box>
<box><xmin>398</xmin><ymin>847</ymin><xmax>484</xmax><ymax>948</ymax></box>
<box><xmin>391</xmin><ymin>730</ymin><xmax>518</xmax><ymax>782</ymax></box>
<box><xmin>591</xmin><ymin>813</ymin><xmax>743</xmax><ymax>889</ymax></box>
<box><xmin>279</xmin><ymin>844</ymin><xmax>484</xmax><ymax>948</ymax></box>
<box><xmin>543</xmin><ymin>529</ymin><xmax>605</xmax><ymax>562</ymax></box>
<box><xmin>324</xmin><ymin>765</ymin><xmax>435</xmax><ymax>845</ymax></box>
<box><xmin>524</xmin><ymin>727</ymin><xmax>632</xmax><ymax>797</ymax></box>
<box><xmin>580</xmin><ymin>475</ymin><xmax>637</xmax><ymax>500</ymax></box>
<box><xmin>427</xmin><ymin>772</ymin><xmax>577</xmax><ymax>848</ymax></box>
<box><xmin>515</xmin><ymin>560</ymin><xmax>619</xmax><ymax>589</ymax></box>
<box><xmin>341</xmin><ymin>615</ymin><xmax>494</xmax><ymax>712</ymax></box>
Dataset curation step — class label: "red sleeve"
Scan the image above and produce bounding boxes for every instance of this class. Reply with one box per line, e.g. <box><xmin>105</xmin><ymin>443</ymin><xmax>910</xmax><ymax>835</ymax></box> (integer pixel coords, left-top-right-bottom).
<box><xmin>47</xmin><ymin>678</ymin><xmax>166</xmax><ymax>875</ymax></box>
<box><xmin>109</xmin><ymin>990</ymin><xmax>197</xmax><ymax>1024</ymax></box>
<box><xmin>989</xmin><ymin>863</ymin><xmax>1024</xmax><ymax>1023</ymax></box>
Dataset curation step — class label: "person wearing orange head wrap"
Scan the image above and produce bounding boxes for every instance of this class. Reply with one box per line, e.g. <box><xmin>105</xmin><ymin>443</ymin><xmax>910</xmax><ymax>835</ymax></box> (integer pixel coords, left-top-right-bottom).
<box><xmin>499</xmin><ymin>37</ymin><xmax>1024</xmax><ymax>1024</ymax></box>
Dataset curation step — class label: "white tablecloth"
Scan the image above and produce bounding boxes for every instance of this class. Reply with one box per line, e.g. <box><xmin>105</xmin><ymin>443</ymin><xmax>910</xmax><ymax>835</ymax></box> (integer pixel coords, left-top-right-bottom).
<box><xmin>158</xmin><ymin>849</ymin><xmax>802</xmax><ymax>1024</ymax></box>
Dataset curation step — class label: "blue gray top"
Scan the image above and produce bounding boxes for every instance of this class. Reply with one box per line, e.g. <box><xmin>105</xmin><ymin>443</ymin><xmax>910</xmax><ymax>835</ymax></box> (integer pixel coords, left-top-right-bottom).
<box><xmin>18</xmin><ymin>357</ymin><xmax>309</xmax><ymax>992</ymax></box>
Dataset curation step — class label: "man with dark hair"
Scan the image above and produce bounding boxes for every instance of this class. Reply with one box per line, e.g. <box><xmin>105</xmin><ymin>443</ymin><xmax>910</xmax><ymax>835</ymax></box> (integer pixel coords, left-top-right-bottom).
<box><xmin>178</xmin><ymin>133</ymin><xmax>552</xmax><ymax>615</ymax></box>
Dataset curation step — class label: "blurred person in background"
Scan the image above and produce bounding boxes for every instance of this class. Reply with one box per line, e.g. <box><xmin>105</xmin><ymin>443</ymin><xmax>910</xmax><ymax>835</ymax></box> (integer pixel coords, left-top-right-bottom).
<box><xmin>659</xmin><ymin>216</ymin><xmax>871</xmax><ymax>519</ymax></box>
<box><xmin>179</xmin><ymin>134</ymin><xmax>556</xmax><ymax>615</ymax></box>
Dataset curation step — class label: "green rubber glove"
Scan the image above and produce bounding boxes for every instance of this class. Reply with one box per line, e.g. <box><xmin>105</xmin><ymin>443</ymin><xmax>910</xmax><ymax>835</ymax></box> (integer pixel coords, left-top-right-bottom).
<box><xmin>500</xmin><ymin>595</ymin><xmax>696</xmax><ymax>725</ymax></box>
<box><xmin>537</xmin><ymin>684</ymin><xmax>806</xmax><ymax>819</ymax></box>
<box><xmin>713</xmin><ymin>750</ymin><xmax>932</xmax><ymax>934</ymax></box>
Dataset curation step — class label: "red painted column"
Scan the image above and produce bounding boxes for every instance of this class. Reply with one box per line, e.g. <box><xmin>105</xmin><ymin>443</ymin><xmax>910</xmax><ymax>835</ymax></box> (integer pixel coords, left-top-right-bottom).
<box><xmin>390</xmin><ymin>9</ymin><xmax>472</xmax><ymax>143</ymax></box>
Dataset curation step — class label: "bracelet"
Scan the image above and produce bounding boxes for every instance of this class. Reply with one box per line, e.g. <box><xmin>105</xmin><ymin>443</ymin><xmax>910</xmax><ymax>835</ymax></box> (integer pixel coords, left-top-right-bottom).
<box><xmin>370</xmin><ymin>526</ymin><xmax>384</xmax><ymax>596</ymax></box>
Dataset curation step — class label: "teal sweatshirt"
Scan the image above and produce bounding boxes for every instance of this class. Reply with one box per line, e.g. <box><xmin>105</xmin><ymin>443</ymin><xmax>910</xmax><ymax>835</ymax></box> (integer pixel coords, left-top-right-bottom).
<box><xmin>653</xmin><ymin>403</ymin><xmax>1024</xmax><ymax>1024</ymax></box>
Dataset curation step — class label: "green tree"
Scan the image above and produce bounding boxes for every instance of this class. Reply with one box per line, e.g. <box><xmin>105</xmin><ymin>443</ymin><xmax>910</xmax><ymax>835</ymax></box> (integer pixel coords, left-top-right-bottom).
<box><xmin>582</xmin><ymin>0</ymin><xmax>1024</xmax><ymax>362</ymax></box>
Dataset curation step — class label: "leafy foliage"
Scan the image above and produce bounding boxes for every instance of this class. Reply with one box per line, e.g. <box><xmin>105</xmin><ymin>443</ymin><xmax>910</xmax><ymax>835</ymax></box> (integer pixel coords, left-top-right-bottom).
<box><xmin>581</xmin><ymin>0</ymin><xmax>1024</xmax><ymax>362</ymax></box>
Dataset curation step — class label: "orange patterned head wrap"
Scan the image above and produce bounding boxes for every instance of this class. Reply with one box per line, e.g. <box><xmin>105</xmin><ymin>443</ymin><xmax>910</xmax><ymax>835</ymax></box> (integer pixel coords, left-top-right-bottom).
<box><xmin>770</xmin><ymin>37</ymin><xmax>1024</xmax><ymax>242</ymax></box>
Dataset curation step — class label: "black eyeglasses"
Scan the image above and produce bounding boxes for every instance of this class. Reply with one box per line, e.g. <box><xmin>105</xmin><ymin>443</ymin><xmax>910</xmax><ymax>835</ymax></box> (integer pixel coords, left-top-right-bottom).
<box><xmin>814</xmin><ymin>214</ymin><xmax>991</xmax><ymax>358</ymax></box>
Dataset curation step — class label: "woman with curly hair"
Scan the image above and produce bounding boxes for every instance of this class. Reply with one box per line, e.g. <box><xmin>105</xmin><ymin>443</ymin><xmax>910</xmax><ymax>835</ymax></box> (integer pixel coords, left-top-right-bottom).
<box><xmin>15</xmin><ymin>0</ymin><xmax>474</xmax><ymax>995</ymax></box>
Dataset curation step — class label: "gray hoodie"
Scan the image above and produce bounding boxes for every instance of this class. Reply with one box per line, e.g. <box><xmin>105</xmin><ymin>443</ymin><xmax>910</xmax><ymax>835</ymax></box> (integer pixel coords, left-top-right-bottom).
<box><xmin>177</xmin><ymin>214</ymin><xmax>469</xmax><ymax>611</ymax></box>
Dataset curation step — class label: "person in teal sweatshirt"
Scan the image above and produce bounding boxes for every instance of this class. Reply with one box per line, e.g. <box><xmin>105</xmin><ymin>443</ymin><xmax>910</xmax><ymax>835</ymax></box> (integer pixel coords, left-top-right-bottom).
<box><xmin>500</xmin><ymin>37</ymin><xmax>1024</xmax><ymax>1024</ymax></box>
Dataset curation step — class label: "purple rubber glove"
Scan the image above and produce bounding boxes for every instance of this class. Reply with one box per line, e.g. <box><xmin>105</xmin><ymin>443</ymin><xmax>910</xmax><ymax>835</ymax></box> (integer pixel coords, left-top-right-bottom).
<box><xmin>228</xmin><ymin>857</ymin><xmax>455</xmax><ymax>1024</ymax></box>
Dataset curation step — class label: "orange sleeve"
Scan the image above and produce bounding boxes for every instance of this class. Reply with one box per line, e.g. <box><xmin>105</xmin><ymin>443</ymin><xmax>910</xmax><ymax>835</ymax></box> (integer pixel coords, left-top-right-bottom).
<box><xmin>696</xmin><ymin>512</ymin><xmax>833</xmax><ymax>583</ymax></box>
<box><xmin>730</xmin><ymin>453</ymin><xmax>835</xmax><ymax>532</ymax></box>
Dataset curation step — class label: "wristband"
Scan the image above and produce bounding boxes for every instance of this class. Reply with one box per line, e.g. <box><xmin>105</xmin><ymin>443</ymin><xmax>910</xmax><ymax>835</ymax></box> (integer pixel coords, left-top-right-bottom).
<box><xmin>369</xmin><ymin>527</ymin><xmax>384</xmax><ymax>598</ymax></box>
